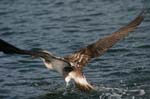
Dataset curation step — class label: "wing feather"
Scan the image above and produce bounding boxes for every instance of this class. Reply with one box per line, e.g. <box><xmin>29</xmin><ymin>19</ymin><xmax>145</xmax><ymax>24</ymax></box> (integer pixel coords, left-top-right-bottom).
<box><xmin>64</xmin><ymin>9</ymin><xmax>145</xmax><ymax>68</ymax></box>
<box><xmin>0</xmin><ymin>39</ymin><xmax>51</xmax><ymax>60</ymax></box>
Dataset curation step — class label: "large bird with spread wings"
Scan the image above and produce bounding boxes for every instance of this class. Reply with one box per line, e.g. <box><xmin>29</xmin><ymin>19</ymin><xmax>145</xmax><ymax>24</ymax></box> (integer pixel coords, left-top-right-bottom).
<box><xmin>0</xmin><ymin>8</ymin><xmax>146</xmax><ymax>92</ymax></box>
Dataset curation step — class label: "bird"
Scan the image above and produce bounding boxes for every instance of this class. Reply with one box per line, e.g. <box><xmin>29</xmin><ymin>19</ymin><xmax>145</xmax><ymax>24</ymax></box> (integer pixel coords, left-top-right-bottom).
<box><xmin>0</xmin><ymin>8</ymin><xmax>146</xmax><ymax>92</ymax></box>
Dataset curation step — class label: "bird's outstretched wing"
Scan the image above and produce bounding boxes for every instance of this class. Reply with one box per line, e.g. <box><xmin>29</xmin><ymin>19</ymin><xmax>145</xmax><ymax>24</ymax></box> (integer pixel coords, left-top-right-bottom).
<box><xmin>64</xmin><ymin>9</ymin><xmax>145</xmax><ymax>69</ymax></box>
<box><xmin>0</xmin><ymin>39</ymin><xmax>51</xmax><ymax>61</ymax></box>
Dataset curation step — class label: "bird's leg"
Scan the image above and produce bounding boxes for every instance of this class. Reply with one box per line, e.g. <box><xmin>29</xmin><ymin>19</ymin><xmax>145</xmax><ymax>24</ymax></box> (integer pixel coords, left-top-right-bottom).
<box><xmin>63</xmin><ymin>76</ymin><xmax>71</xmax><ymax>95</ymax></box>
<box><xmin>66</xmin><ymin>81</ymin><xmax>70</xmax><ymax>88</ymax></box>
<box><xmin>66</xmin><ymin>79</ymin><xmax>72</xmax><ymax>90</ymax></box>
<box><xmin>63</xmin><ymin>81</ymin><xmax>71</xmax><ymax>95</ymax></box>
<box><xmin>65</xmin><ymin>75</ymin><xmax>71</xmax><ymax>88</ymax></box>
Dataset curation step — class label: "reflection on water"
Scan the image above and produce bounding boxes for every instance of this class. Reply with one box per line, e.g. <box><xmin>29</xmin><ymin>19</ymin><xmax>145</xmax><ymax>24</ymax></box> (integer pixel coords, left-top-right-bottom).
<box><xmin>0</xmin><ymin>0</ymin><xmax>150</xmax><ymax>99</ymax></box>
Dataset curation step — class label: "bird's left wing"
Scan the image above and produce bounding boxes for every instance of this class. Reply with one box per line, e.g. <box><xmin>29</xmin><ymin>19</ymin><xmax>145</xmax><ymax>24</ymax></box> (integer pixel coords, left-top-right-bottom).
<box><xmin>64</xmin><ymin>9</ymin><xmax>145</xmax><ymax>69</ymax></box>
<box><xmin>0</xmin><ymin>39</ymin><xmax>51</xmax><ymax>61</ymax></box>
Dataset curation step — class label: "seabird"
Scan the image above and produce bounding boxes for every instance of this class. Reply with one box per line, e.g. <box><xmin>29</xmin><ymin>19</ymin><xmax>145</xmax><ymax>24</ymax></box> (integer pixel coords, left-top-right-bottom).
<box><xmin>0</xmin><ymin>8</ymin><xmax>146</xmax><ymax>92</ymax></box>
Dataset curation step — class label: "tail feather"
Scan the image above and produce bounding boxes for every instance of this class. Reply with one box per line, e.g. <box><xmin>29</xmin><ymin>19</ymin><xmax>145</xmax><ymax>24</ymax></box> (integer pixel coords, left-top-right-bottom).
<box><xmin>74</xmin><ymin>76</ymin><xmax>94</xmax><ymax>92</ymax></box>
<box><xmin>68</xmin><ymin>71</ymin><xmax>95</xmax><ymax>92</ymax></box>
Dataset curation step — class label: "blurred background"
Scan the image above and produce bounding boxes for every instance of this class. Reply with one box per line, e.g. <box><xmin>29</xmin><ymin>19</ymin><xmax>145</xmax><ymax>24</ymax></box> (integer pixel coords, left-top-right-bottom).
<box><xmin>0</xmin><ymin>0</ymin><xmax>150</xmax><ymax>99</ymax></box>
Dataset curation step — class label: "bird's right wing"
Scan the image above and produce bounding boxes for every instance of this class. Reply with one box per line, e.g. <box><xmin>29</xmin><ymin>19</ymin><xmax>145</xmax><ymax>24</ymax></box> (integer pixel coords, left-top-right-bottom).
<box><xmin>0</xmin><ymin>39</ymin><xmax>51</xmax><ymax>61</ymax></box>
<box><xmin>64</xmin><ymin>8</ymin><xmax>146</xmax><ymax>69</ymax></box>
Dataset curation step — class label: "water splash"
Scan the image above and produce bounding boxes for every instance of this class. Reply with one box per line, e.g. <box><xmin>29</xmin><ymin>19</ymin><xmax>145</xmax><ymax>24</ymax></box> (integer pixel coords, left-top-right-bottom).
<box><xmin>96</xmin><ymin>86</ymin><xmax>145</xmax><ymax>99</ymax></box>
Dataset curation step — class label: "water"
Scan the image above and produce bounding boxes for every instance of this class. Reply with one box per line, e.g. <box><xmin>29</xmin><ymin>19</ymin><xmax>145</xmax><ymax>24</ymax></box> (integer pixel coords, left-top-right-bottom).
<box><xmin>0</xmin><ymin>0</ymin><xmax>150</xmax><ymax>99</ymax></box>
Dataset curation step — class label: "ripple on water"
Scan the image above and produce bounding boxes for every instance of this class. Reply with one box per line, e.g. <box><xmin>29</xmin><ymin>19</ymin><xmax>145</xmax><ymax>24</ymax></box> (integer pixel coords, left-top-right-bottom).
<box><xmin>136</xmin><ymin>45</ymin><xmax>150</xmax><ymax>49</ymax></box>
<box><xmin>33</xmin><ymin>85</ymin><xmax>146</xmax><ymax>99</ymax></box>
<box><xmin>0</xmin><ymin>0</ymin><xmax>149</xmax><ymax>99</ymax></box>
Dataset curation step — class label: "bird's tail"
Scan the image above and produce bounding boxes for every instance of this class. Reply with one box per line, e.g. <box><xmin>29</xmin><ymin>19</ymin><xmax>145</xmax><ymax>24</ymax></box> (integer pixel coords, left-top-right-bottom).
<box><xmin>74</xmin><ymin>76</ymin><xmax>94</xmax><ymax>92</ymax></box>
<box><xmin>68</xmin><ymin>71</ymin><xmax>94</xmax><ymax>92</ymax></box>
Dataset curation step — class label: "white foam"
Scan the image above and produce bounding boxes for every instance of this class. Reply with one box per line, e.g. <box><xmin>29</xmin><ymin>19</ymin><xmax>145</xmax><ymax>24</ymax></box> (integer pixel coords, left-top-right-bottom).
<box><xmin>96</xmin><ymin>86</ymin><xmax>145</xmax><ymax>99</ymax></box>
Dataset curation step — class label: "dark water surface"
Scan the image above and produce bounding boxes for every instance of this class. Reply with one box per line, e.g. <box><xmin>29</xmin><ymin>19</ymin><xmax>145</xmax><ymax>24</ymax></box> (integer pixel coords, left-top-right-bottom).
<box><xmin>0</xmin><ymin>0</ymin><xmax>150</xmax><ymax>99</ymax></box>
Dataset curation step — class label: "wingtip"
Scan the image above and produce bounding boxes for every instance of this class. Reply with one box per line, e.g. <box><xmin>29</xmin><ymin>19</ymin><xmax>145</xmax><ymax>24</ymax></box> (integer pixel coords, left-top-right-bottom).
<box><xmin>139</xmin><ymin>3</ymin><xmax>149</xmax><ymax>17</ymax></box>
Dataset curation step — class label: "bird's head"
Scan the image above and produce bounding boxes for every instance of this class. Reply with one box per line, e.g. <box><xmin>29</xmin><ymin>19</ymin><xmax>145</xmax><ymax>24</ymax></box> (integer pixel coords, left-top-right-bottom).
<box><xmin>63</xmin><ymin>66</ymin><xmax>74</xmax><ymax>77</ymax></box>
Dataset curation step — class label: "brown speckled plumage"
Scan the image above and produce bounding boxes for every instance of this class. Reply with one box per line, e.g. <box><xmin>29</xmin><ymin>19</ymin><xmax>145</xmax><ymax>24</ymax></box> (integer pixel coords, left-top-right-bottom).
<box><xmin>64</xmin><ymin>10</ymin><xmax>145</xmax><ymax>69</ymax></box>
